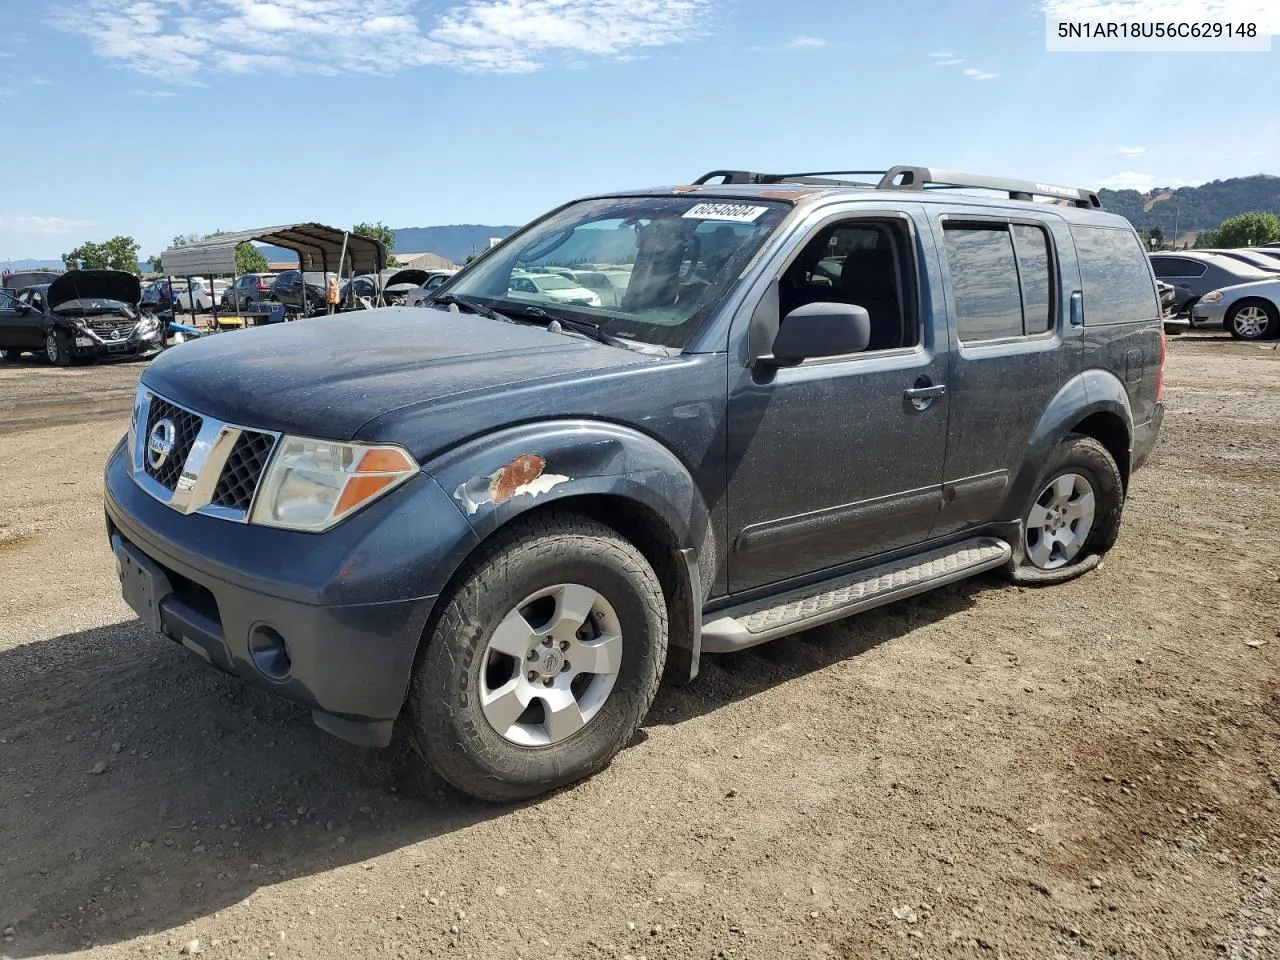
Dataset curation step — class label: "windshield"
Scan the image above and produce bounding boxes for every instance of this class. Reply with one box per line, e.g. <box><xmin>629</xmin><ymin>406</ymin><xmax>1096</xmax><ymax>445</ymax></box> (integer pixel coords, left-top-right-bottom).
<box><xmin>441</xmin><ymin>196</ymin><xmax>790</xmax><ymax>348</ymax></box>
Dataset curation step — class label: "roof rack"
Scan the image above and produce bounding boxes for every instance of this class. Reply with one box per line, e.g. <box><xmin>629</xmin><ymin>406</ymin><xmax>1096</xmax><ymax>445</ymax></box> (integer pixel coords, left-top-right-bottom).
<box><xmin>693</xmin><ymin>166</ymin><xmax>1102</xmax><ymax>209</ymax></box>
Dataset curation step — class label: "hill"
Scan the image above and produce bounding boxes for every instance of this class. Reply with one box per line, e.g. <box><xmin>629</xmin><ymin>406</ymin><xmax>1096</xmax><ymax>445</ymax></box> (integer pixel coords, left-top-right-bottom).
<box><xmin>1098</xmin><ymin>174</ymin><xmax>1280</xmax><ymax>233</ymax></box>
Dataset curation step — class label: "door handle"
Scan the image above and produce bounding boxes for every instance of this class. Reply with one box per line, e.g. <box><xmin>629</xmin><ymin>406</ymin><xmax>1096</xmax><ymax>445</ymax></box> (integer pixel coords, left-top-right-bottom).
<box><xmin>904</xmin><ymin>382</ymin><xmax>946</xmax><ymax>411</ymax></box>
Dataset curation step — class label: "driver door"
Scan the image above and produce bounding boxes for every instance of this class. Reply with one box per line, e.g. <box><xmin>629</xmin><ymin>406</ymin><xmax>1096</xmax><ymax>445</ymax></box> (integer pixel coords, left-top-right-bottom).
<box><xmin>725</xmin><ymin>205</ymin><xmax>950</xmax><ymax>593</ymax></box>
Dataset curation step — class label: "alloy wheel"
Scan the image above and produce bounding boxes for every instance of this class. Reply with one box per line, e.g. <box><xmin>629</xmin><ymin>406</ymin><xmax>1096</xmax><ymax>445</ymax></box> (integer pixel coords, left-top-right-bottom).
<box><xmin>1025</xmin><ymin>473</ymin><xmax>1096</xmax><ymax>569</ymax></box>
<box><xmin>479</xmin><ymin>583</ymin><xmax>623</xmax><ymax>747</ymax></box>
<box><xmin>45</xmin><ymin>333</ymin><xmax>58</xmax><ymax>363</ymax></box>
<box><xmin>1232</xmin><ymin>305</ymin><xmax>1270</xmax><ymax>339</ymax></box>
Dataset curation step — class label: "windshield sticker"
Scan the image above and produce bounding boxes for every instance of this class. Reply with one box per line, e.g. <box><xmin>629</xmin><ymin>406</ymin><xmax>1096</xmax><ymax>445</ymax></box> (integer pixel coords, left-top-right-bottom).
<box><xmin>681</xmin><ymin>203</ymin><xmax>769</xmax><ymax>223</ymax></box>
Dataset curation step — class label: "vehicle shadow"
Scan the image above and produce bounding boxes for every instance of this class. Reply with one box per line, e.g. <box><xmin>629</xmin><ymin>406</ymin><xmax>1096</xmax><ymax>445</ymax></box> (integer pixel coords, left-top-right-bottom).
<box><xmin>0</xmin><ymin>576</ymin><xmax>985</xmax><ymax>955</ymax></box>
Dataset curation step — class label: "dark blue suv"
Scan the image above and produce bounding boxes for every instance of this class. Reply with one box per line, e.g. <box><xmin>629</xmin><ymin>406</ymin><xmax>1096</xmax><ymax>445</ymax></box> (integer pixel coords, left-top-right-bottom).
<box><xmin>104</xmin><ymin>166</ymin><xmax>1165</xmax><ymax>802</ymax></box>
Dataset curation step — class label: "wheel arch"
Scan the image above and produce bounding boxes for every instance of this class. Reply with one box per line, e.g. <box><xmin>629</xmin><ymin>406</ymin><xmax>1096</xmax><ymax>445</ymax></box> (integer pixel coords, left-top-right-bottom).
<box><xmin>413</xmin><ymin>420</ymin><xmax>716</xmax><ymax>689</ymax></box>
<box><xmin>1005</xmin><ymin>369</ymin><xmax>1134</xmax><ymax>519</ymax></box>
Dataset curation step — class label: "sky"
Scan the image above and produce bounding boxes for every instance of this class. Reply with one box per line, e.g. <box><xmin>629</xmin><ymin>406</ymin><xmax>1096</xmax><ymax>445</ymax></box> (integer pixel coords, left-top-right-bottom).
<box><xmin>1</xmin><ymin>0</ymin><xmax>1276</xmax><ymax>261</ymax></box>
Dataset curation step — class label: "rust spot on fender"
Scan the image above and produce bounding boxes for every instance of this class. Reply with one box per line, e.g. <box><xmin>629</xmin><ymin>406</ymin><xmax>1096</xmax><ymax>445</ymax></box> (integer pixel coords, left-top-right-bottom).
<box><xmin>490</xmin><ymin>453</ymin><xmax>546</xmax><ymax>505</ymax></box>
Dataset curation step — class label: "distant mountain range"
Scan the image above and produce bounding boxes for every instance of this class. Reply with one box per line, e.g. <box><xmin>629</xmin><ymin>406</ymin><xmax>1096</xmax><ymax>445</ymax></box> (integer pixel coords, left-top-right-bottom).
<box><xmin>1098</xmin><ymin>174</ymin><xmax>1280</xmax><ymax>235</ymax></box>
<box><xmin>9</xmin><ymin>179</ymin><xmax>1278</xmax><ymax>277</ymax></box>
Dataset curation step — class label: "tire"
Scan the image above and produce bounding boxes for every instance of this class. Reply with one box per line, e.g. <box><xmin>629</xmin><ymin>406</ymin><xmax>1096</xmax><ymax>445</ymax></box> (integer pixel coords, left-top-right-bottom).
<box><xmin>1226</xmin><ymin>299</ymin><xmax>1278</xmax><ymax>341</ymax></box>
<box><xmin>0</xmin><ymin>348</ymin><xmax>22</xmax><ymax>361</ymax></box>
<box><xmin>44</xmin><ymin>330</ymin><xmax>72</xmax><ymax>367</ymax></box>
<box><xmin>1005</xmin><ymin>434</ymin><xmax>1124</xmax><ymax>586</ymax></box>
<box><xmin>406</xmin><ymin>512</ymin><xmax>668</xmax><ymax>803</ymax></box>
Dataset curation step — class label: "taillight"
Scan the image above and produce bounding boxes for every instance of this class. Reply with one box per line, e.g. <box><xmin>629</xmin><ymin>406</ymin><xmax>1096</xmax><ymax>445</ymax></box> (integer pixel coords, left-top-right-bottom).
<box><xmin>1156</xmin><ymin>329</ymin><xmax>1166</xmax><ymax>402</ymax></box>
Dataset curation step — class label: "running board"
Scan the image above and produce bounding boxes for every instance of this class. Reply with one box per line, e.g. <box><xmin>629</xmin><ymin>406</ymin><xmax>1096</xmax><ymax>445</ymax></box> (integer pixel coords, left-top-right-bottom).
<box><xmin>701</xmin><ymin>537</ymin><xmax>1012</xmax><ymax>652</ymax></box>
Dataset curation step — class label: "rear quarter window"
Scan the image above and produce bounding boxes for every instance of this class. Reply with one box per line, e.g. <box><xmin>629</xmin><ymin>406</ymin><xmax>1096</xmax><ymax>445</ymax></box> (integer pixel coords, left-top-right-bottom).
<box><xmin>1071</xmin><ymin>225</ymin><xmax>1159</xmax><ymax>324</ymax></box>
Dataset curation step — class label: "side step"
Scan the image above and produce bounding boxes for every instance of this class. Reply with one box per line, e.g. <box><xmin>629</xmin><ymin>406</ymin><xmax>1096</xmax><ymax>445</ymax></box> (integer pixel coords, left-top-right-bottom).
<box><xmin>701</xmin><ymin>537</ymin><xmax>1012</xmax><ymax>652</ymax></box>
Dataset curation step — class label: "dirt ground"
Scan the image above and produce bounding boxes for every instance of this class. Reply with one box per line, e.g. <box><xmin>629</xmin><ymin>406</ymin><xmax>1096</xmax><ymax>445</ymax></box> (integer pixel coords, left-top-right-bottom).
<box><xmin>1</xmin><ymin>334</ymin><xmax>1278</xmax><ymax>960</ymax></box>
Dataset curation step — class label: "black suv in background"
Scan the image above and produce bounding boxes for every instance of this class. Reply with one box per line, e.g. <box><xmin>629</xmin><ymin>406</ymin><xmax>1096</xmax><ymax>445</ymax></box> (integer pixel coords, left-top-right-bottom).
<box><xmin>224</xmin><ymin>273</ymin><xmax>277</xmax><ymax>311</ymax></box>
<box><xmin>104</xmin><ymin>165</ymin><xmax>1165</xmax><ymax>803</ymax></box>
<box><xmin>269</xmin><ymin>270</ymin><xmax>333</xmax><ymax>314</ymax></box>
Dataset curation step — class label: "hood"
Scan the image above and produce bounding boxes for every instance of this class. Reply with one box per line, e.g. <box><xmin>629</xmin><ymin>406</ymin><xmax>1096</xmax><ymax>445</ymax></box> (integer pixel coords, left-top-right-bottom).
<box><xmin>384</xmin><ymin>268</ymin><xmax>429</xmax><ymax>289</ymax></box>
<box><xmin>141</xmin><ymin>307</ymin><xmax>657</xmax><ymax>441</ymax></box>
<box><xmin>47</xmin><ymin>270</ymin><xmax>141</xmax><ymax>309</ymax></box>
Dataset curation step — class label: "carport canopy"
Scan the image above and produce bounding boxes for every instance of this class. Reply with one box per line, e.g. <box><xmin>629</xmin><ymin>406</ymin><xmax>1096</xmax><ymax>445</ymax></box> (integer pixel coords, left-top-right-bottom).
<box><xmin>159</xmin><ymin>223</ymin><xmax>386</xmax><ymax>277</ymax></box>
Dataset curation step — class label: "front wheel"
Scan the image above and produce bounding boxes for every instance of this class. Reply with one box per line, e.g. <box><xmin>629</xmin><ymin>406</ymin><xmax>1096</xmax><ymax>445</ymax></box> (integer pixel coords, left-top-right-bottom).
<box><xmin>1005</xmin><ymin>434</ymin><xmax>1124</xmax><ymax>585</ymax></box>
<box><xmin>45</xmin><ymin>330</ymin><xmax>72</xmax><ymax>367</ymax></box>
<box><xmin>1226</xmin><ymin>299</ymin><xmax>1278</xmax><ymax>341</ymax></box>
<box><xmin>406</xmin><ymin>512</ymin><xmax>668</xmax><ymax>803</ymax></box>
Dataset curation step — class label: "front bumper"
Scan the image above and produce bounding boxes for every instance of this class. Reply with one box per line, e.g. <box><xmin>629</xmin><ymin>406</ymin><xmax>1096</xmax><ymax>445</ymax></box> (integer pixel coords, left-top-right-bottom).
<box><xmin>103</xmin><ymin>440</ymin><xmax>479</xmax><ymax>746</ymax></box>
<box><xmin>1191</xmin><ymin>300</ymin><xmax>1228</xmax><ymax>328</ymax></box>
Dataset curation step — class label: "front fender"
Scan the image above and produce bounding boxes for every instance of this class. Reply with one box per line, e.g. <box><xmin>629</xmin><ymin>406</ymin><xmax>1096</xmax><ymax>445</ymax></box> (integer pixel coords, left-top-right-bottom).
<box><xmin>1003</xmin><ymin>369</ymin><xmax>1133</xmax><ymax>521</ymax></box>
<box><xmin>422</xmin><ymin>420</ymin><xmax>715</xmax><ymax>683</ymax></box>
<box><xmin>423</xmin><ymin>419</ymin><xmax>714</xmax><ymax>571</ymax></box>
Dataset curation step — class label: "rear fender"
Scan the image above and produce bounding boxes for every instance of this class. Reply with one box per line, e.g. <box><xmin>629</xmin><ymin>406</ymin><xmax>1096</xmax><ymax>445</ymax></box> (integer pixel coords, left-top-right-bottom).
<box><xmin>1003</xmin><ymin>369</ymin><xmax>1133</xmax><ymax>521</ymax></box>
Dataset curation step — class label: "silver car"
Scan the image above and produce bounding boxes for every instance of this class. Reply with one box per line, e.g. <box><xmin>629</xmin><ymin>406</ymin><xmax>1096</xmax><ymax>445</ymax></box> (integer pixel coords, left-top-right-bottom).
<box><xmin>1191</xmin><ymin>275</ymin><xmax>1280</xmax><ymax>340</ymax></box>
<box><xmin>1148</xmin><ymin>252</ymin><xmax>1272</xmax><ymax>317</ymax></box>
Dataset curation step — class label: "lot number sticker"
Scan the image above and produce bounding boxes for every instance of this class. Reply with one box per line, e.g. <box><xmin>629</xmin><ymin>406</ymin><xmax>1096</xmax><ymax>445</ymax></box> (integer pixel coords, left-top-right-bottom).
<box><xmin>682</xmin><ymin>202</ymin><xmax>769</xmax><ymax>223</ymax></box>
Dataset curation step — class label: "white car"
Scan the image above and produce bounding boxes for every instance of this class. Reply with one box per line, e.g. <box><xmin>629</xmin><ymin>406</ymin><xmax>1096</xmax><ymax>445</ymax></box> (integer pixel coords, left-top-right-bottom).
<box><xmin>1192</xmin><ymin>276</ymin><xmax>1280</xmax><ymax>341</ymax></box>
<box><xmin>507</xmin><ymin>272</ymin><xmax>600</xmax><ymax>307</ymax></box>
<box><xmin>177</xmin><ymin>278</ymin><xmax>230</xmax><ymax>313</ymax></box>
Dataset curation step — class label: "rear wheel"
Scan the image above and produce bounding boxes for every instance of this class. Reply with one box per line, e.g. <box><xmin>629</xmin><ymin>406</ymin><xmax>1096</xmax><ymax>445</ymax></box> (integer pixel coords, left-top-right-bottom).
<box><xmin>406</xmin><ymin>512</ymin><xmax>668</xmax><ymax>803</ymax></box>
<box><xmin>1005</xmin><ymin>434</ymin><xmax>1124</xmax><ymax>585</ymax></box>
<box><xmin>1226</xmin><ymin>299</ymin><xmax>1278</xmax><ymax>341</ymax></box>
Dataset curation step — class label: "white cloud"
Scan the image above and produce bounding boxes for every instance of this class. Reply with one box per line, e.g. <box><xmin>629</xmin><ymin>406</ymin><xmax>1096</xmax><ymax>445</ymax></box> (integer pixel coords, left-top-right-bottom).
<box><xmin>56</xmin><ymin>0</ymin><xmax>716</xmax><ymax>79</ymax></box>
<box><xmin>788</xmin><ymin>35</ymin><xmax>826</xmax><ymax>48</ymax></box>
<box><xmin>1115</xmin><ymin>145</ymin><xmax>1146</xmax><ymax>158</ymax></box>
<box><xmin>1040</xmin><ymin>0</ymin><xmax>1279</xmax><ymax>33</ymax></box>
<box><xmin>934</xmin><ymin>57</ymin><xmax>966</xmax><ymax>65</ymax></box>
<box><xmin>964</xmin><ymin>67</ymin><xmax>999</xmax><ymax>80</ymax></box>
<box><xmin>930</xmin><ymin>51</ymin><xmax>954</xmax><ymax>58</ymax></box>
<box><xmin>0</xmin><ymin>213</ymin><xmax>100</xmax><ymax>237</ymax></box>
<box><xmin>130</xmin><ymin>89</ymin><xmax>179</xmax><ymax>97</ymax></box>
<box><xmin>28</xmin><ymin>77</ymin><xmax>53</xmax><ymax>86</ymax></box>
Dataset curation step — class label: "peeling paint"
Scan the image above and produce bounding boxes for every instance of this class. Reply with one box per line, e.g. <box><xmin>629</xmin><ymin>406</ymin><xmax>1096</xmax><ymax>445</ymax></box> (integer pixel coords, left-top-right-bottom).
<box><xmin>453</xmin><ymin>452</ymin><xmax>570</xmax><ymax>515</ymax></box>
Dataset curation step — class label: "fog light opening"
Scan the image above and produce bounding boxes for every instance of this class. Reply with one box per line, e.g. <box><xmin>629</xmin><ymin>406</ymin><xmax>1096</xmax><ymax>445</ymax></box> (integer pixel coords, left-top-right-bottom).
<box><xmin>249</xmin><ymin>624</ymin><xmax>292</xmax><ymax>681</ymax></box>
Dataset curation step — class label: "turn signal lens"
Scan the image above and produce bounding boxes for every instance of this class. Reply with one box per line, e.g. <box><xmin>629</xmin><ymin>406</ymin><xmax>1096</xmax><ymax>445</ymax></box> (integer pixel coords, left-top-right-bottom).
<box><xmin>250</xmin><ymin>437</ymin><xmax>418</xmax><ymax>532</ymax></box>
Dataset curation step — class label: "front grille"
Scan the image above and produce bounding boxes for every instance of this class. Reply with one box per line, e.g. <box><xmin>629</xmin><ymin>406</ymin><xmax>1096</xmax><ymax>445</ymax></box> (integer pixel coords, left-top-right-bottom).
<box><xmin>144</xmin><ymin>397</ymin><xmax>203</xmax><ymax>491</ymax></box>
<box><xmin>211</xmin><ymin>431</ymin><xmax>276</xmax><ymax>512</ymax></box>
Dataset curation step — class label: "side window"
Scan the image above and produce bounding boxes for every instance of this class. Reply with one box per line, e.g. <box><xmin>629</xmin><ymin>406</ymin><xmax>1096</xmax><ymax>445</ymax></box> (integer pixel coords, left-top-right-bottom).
<box><xmin>1149</xmin><ymin>257</ymin><xmax>1177</xmax><ymax>279</ymax></box>
<box><xmin>1011</xmin><ymin>224</ymin><xmax>1054</xmax><ymax>333</ymax></box>
<box><xmin>778</xmin><ymin>219</ymin><xmax>919</xmax><ymax>352</ymax></box>
<box><xmin>943</xmin><ymin>224</ymin><xmax>1025</xmax><ymax>342</ymax></box>
<box><xmin>1181</xmin><ymin>259</ymin><xmax>1207</xmax><ymax>278</ymax></box>
<box><xmin>1070</xmin><ymin>225</ymin><xmax>1160</xmax><ymax>324</ymax></box>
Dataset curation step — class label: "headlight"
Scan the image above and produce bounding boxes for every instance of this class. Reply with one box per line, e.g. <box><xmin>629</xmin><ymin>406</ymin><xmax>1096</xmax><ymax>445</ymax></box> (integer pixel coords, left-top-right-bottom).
<box><xmin>250</xmin><ymin>437</ymin><xmax>418</xmax><ymax>532</ymax></box>
<box><xmin>1200</xmin><ymin>291</ymin><xmax>1224</xmax><ymax>303</ymax></box>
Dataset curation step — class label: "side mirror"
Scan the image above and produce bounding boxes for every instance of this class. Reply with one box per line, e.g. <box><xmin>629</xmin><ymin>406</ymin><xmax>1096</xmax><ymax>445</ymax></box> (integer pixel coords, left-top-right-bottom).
<box><xmin>764</xmin><ymin>302</ymin><xmax>871</xmax><ymax>366</ymax></box>
<box><xmin>15</xmin><ymin>303</ymin><xmax>31</xmax><ymax>315</ymax></box>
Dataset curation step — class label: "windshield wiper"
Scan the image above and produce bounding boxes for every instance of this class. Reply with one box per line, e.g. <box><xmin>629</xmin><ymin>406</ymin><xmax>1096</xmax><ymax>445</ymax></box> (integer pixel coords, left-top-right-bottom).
<box><xmin>428</xmin><ymin>293</ymin><xmax>512</xmax><ymax>324</ymax></box>
<box><xmin>502</xmin><ymin>303</ymin><xmax>667</xmax><ymax>354</ymax></box>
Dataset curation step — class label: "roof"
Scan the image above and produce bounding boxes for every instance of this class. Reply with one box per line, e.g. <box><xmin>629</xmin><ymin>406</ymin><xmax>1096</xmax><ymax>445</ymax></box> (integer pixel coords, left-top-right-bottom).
<box><xmin>160</xmin><ymin>223</ymin><xmax>386</xmax><ymax>276</ymax></box>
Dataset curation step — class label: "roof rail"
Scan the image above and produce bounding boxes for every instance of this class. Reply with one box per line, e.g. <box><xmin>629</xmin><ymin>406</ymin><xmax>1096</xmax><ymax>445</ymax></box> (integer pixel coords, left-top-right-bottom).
<box><xmin>693</xmin><ymin>166</ymin><xmax>1102</xmax><ymax>209</ymax></box>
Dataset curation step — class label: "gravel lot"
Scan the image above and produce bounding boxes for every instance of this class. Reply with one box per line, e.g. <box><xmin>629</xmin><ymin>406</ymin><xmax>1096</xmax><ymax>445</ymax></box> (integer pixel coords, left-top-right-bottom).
<box><xmin>2</xmin><ymin>334</ymin><xmax>1278</xmax><ymax>960</ymax></box>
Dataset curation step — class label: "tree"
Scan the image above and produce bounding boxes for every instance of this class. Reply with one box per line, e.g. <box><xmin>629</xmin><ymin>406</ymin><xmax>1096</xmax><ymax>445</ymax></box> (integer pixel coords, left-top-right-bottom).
<box><xmin>1193</xmin><ymin>230</ymin><xmax>1219</xmax><ymax>249</ymax></box>
<box><xmin>147</xmin><ymin>253</ymin><xmax>163</xmax><ymax>273</ymax></box>
<box><xmin>63</xmin><ymin>236</ymin><xmax>141</xmax><ymax>274</ymax></box>
<box><xmin>352</xmin><ymin>222</ymin><xmax>400</xmax><ymax>267</ymax></box>
<box><xmin>1215</xmin><ymin>211</ymin><xmax>1280</xmax><ymax>248</ymax></box>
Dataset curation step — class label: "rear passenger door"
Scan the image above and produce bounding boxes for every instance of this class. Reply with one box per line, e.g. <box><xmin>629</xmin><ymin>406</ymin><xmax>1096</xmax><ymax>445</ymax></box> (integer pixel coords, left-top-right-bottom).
<box><xmin>930</xmin><ymin>214</ymin><xmax>1068</xmax><ymax>537</ymax></box>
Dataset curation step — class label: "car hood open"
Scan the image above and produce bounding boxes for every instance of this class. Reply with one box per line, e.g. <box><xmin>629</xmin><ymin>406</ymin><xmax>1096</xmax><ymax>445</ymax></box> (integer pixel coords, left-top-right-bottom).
<box><xmin>140</xmin><ymin>307</ymin><xmax>659</xmax><ymax>441</ymax></box>
<box><xmin>47</xmin><ymin>270</ymin><xmax>142</xmax><ymax>310</ymax></box>
<box><xmin>383</xmin><ymin>269</ymin><xmax>430</xmax><ymax>289</ymax></box>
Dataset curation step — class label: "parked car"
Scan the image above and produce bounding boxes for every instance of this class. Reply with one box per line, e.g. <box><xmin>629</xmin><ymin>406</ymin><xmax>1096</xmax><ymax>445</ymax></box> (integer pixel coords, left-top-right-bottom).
<box><xmin>141</xmin><ymin>278</ymin><xmax>186</xmax><ymax>315</ymax></box>
<box><xmin>103</xmin><ymin>164</ymin><xmax>1164</xmax><ymax>803</ymax></box>
<box><xmin>542</xmin><ymin>267</ymin><xmax>628</xmax><ymax>307</ymax></box>
<box><xmin>175</xmin><ymin>278</ymin><xmax>230</xmax><ymax>313</ymax></box>
<box><xmin>223</xmin><ymin>273</ymin><xmax>278</xmax><ymax>311</ymax></box>
<box><xmin>1247</xmin><ymin>248</ymin><xmax>1280</xmax><ymax>265</ymax></box>
<box><xmin>506</xmin><ymin>271</ymin><xmax>601</xmax><ymax>307</ymax></box>
<box><xmin>1196</xmin><ymin>249</ymin><xmax>1280</xmax><ymax>273</ymax></box>
<box><xmin>269</xmin><ymin>270</ymin><xmax>335</xmax><ymax>314</ymax></box>
<box><xmin>341</xmin><ymin>269</ymin><xmax>439</xmax><ymax>308</ymax></box>
<box><xmin>1</xmin><ymin>270</ymin><xmax>163</xmax><ymax>365</ymax></box>
<box><xmin>1148</xmin><ymin>252</ymin><xmax>1272</xmax><ymax>316</ymax></box>
<box><xmin>404</xmin><ymin>270</ymin><xmax>460</xmax><ymax>307</ymax></box>
<box><xmin>1191</xmin><ymin>275</ymin><xmax>1280</xmax><ymax>340</ymax></box>
<box><xmin>1157</xmin><ymin>280</ymin><xmax>1177</xmax><ymax>317</ymax></box>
